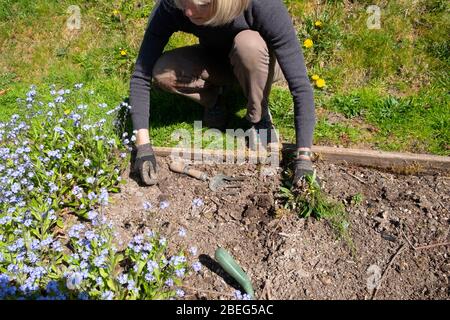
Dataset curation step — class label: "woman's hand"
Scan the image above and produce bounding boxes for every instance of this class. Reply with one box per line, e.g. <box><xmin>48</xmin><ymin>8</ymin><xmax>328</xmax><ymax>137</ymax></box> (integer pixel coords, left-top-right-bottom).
<box><xmin>134</xmin><ymin>143</ymin><xmax>158</xmax><ymax>186</ymax></box>
<box><xmin>292</xmin><ymin>148</ymin><xmax>321</xmax><ymax>188</ymax></box>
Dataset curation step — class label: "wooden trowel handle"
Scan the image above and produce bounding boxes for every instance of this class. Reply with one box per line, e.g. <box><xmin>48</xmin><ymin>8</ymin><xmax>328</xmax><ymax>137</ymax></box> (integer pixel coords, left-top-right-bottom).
<box><xmin>169</xmin><ymin>161</ymin><xmax>208</xmax><ymax>181</ymax></box>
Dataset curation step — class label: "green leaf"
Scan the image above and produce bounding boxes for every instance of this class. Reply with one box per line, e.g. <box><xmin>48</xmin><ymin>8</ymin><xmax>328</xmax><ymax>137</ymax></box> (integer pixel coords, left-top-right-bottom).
<box><xmin>56</xmin><ymin>218</ymin><xmax>64</xmax><ymax>229</ymax></box>
<box><xmin>99</xmin><ymin>268</ymin><xmax>109</xmax><ymax>278</ymax></box>
<box><xmin>107</xmin><ymin>278</ymin><xmax>116</xmax><ymax>291</ymax></box>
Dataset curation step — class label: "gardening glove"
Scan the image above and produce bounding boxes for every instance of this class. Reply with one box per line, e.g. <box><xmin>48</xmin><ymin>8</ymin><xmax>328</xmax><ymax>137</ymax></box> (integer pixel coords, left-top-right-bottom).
<box><xmin>293</xmin><ymin>151</ymin><xmax>321</xmax><ymax>188</ymax></box>
<box><xmin>134</xmin><ymin>143</ymin><xmax>158</xmax><ymax>186</ymax></box>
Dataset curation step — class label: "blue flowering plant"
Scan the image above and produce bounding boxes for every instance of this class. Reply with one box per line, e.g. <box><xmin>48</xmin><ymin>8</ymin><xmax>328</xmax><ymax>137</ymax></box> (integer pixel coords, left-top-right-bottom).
<box><xmin>0</xmin><ymin>84</ymin><xmax>194</xmax><ymax>300</ymax></box>
<box><xmin>64</xmin><ymin>220</ymin><xmax>189</xmax><ymax>300</ymax></box>
<box><xmin>11</xmin><ymin>84</ymin><xmax>130</xmax><ymax>219</ymax></box>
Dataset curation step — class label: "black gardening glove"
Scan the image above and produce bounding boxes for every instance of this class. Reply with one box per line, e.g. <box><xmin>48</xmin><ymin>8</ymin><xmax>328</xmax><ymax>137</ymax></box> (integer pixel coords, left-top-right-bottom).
<box><xmin>292</xmin><ymin>151</ymin><xmax>321</xmax><ymax>188</ymax></box>
<box><xmin>134</xmin><ymin>143</ymin><xmax>158</xmax><ymax>186</ymax></box>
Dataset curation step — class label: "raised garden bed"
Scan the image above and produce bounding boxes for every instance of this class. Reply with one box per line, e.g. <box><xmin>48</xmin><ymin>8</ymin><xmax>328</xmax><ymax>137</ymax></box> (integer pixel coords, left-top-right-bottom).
<box><xmin>105</xmin><ymin>149</ymin><xmax>450</xmax><ymax>300</ymax></box>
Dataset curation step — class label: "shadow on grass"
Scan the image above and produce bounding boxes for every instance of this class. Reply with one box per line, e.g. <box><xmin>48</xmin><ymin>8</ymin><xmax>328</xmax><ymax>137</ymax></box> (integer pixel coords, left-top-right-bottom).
<box><xmin>120</xmin><ymin>84</ymin><xmax>250</xmax><ymax>138</ymax></box>
<box><xmin>150</xmin><ymin>85</ymin><xmax>249</xmax><ymax>130</ymax></box>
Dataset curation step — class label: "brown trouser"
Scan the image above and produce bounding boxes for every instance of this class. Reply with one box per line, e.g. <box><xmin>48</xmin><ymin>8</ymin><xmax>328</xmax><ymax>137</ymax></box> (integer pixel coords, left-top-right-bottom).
<box><xmin>152</xmin><ymin>30</ymin><xmax>285</xmax><ymax>124</ymax></box>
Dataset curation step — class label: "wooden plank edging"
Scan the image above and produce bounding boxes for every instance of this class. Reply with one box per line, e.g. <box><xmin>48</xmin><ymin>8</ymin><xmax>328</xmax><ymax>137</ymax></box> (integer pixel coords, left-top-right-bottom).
<box><xmin>153</xmin><ymin>144</ymin><xmax>450</xmax><ymax>175</ymax></box>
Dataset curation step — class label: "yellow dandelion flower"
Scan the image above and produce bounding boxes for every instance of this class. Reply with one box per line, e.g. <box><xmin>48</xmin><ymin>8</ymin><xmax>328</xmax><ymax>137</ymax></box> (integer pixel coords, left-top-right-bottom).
<box><xmin>316</xmin><ymin>78</ymin><xmax>326</xmax><ymax>88</ymax></box>
<box><xmin>315</xmin><ymin>20</ymin><xmax>323</xmax><ymax>28</ymax></box>
<box><xmin>312</xmin><ymin>74</ymin><xmax>320</xmax><ymax>81</ymax></box>
<box><xmin>113</xmin><ymin>9</ymin><xmax>120</xmax><ymax>16</ymax></box>
<box><xmin>303</xmin><ymin>38</ymin><xmax>313</xmax><ymax>48</ymax></box>
<box><xmin>120</xmin><ymin>49</ymin><xmax>127</xmax><ymax>56</ymax></box>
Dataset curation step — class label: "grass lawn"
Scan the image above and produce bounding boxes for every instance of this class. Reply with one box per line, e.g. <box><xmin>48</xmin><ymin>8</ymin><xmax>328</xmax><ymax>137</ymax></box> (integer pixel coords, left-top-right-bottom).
<box><xmin>1</xmin><ymin>0</ymin><xmax>449</xmax><ymax>155</ymax></box>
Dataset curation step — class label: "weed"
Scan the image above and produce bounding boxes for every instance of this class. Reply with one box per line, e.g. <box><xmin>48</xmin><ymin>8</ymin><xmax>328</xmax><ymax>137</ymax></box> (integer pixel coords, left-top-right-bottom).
<box><xmin>278</xmin><ymin>171</ymin><xmax>354</xmax><ymax>252</ymax></box>
<box><xmin>350</xmin><ymin>193</ymin><xmax>364</xmax><ymax>206</ymax></box>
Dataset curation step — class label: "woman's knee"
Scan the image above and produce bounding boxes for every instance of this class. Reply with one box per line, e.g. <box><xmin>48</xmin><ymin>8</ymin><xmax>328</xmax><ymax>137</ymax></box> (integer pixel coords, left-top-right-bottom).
<box><xmin>152</xmin><ymin>56</ymin><xmax>177</xmax><ymax>92</ymax></box>
<box><xmin>231</xmin><ymin>30</ymin><xmax>268</xmax><ymax>66</ymax></box>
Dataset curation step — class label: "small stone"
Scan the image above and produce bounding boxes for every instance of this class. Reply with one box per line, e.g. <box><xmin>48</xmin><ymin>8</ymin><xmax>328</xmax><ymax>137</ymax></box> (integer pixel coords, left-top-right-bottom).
<box><xmin>319</xmin><ymin>276</ymin><xmax>332</xmax><ymax>286</ymax></box>
<box><xmin>260</xmin><ymin>167</ymin><xmax>278</xmax><ymax>177</ymax></box>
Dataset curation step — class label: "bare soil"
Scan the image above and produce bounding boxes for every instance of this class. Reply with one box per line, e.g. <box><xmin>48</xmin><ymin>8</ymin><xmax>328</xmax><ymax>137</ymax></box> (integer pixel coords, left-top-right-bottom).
<box><xmin>105</xmin><ymin>156</ymin><xmax>450</xmax><ymax>300</ymax></box>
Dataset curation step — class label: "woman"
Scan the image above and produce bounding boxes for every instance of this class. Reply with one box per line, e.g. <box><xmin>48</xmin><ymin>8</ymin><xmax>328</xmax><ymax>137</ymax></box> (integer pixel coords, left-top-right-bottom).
<box><xmin>130</xmin><ymin>0</ymin><xmax>317</xmax><ymax>186</ymax></box>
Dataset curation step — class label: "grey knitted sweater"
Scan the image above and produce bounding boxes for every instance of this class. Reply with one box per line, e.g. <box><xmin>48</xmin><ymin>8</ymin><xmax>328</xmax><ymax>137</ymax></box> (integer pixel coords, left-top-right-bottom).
<box><xmin>129</xmin><ymin>0</ymin><xmax>316</xmax><ymax>148</ymax></box>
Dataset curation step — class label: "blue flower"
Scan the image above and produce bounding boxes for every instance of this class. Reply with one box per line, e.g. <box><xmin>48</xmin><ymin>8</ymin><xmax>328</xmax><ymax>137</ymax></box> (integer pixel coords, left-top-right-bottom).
<box><xmin>72</xmin><ymin>186</ymin><xmax>83</xmax><ymax>199</ymax></box>
<box><xmin>159</xmin><ymin>200</ymin><xmax>170</xmax><ymax>210</ymax></box>
<box><xmin>147</xmin><ymin>260</ymin><xmax>158</xmax><ymax>273</ymax></box>
<box><xmin>143</xmin><ymin>201</ymin><xmax>152</xmax><ymax>211</ymax></box>
<box><xmin>68</xmin><ymin>224</ymin><xmax>85</xmax><ymax>239</ymax></box>
<box><xmin>176</xmin><ymin>289</ymin><xmax>185</xmax><ymax>298</ymax></box>
<box><xmin>101</xmin><ymin>290</ymin><xmax>114</xmax><ymax>300</ymax></box>
<box><xmin>87</xmin><ymin>210</ymin><xmax>98</xmax><ymax>221</ymax></box>
<box><xmin>54</xmin><ymin>126</ymin><xmax>65</xmax><ymax>135</ymax></box>
<box><xmin>54</xmin><ymin>96</ymin><xmax>65</xmax><ymax>104</ymax></box>
<box><xmin>46</xmin><ymin>281</ymin><xmax>60</xmax><ymax>294</ymax></box>
<box><xmin>189</xmin><ymin>247</ymin><xmax>198</xmax><ymax>256</ymax></box>
<box><xmin>234</xmin><ymin>290</ymin><xmax>251</xmax><ymax>300</ymax></box>
<box><xmin>170</xmin><ymin>255</ymin><xmax>186</xmax><ymax>267</ymax></box>
<box><xmin>143</xmin><ymin>243</ymin><xmax>153</xmax><ymax>252</ymax></box>
<box><xmin>175</xmin><ymin>268</ymin><xmax>185</xmax><ymax>278</ymax></box>
<box><xmin>66</xmin><ymin>272</ymin><xmax>83</xmax><ymax>290</ymax></box>
<box><xmin>192</xmin><ymin>262</ymin><xmax>202</xmax><ymax>273</ymax></box>
<box><xmin>93</xmin><ymin>255</ymin><xmax>106</xmax><ymax>267</ymax></box>
<box><xmin>52</xmin><ymin>241</ymin><xmax>63</xmax><ymax>253</ymax></box>
<box><xmin>78</xmin><ymin>292</ymin><xmax>89</xmax><ymax>300</ymax></box>
<box><xmin>127</xmin><ymin>279</ymin><xmax>136</xmax><ymax>291</ymax></box>
<box><xmin>192</xmin><ymin>198</ymin><xmax>204</xmax><ymax>207</ymax></box>
<box><xmin>85</xmin><ymin>230</ymin><xmax>97</xmax><ymax>241</ymax></box>
<box><xmin>117</xmin><ymin>274</ymin><xmax>128</xmax><ymax>285</ymax></box>
<box><xmin>178</xmin><ymin>227</ymin><xmax>187</xmax><ymax>237</ymax></box>
<box><xmin>96</xmin><ymin>277</ymin><xmax>104</xmax><ymax>286</ymax></box>
<box><xmin>165</xmin><ymin>278</ymin><xmax>174</xmax><ymax>287</ymax></box>
<box><xmin>83</xmin><ymin>159</ymin><xmax>92</xmax><ymax>167</ymax></box>
<box><xmin>145</xmin><ymin>273</ymin><xmax>155</xmax><ymax>282</ymax></box>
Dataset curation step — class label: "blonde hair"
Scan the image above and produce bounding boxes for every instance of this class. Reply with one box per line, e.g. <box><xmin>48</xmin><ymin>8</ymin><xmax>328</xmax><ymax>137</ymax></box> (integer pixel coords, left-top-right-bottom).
<box><xmin>171</xmin><ymin>0</ymin><xmax>251</xmax><ymax>26</ymax></box>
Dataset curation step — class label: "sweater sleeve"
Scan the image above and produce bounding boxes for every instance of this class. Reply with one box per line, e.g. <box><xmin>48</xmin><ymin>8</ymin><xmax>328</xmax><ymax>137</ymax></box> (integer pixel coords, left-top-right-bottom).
<box><xmin>129</xmin><ymin>1</ymin><xmax>179</xmax><ymax>131</ymax></box>
<box><xmin>249</xmin><ymin>0</ymin><xmax>316</xmax><ymax>148</ymax></box>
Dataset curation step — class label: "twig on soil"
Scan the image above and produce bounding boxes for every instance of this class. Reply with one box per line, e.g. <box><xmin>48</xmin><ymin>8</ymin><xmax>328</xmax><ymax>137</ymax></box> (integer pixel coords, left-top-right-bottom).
<box><xmin>343</xmin><ymin>170</ymin><xmax>367</xmax><ymax>185</ymax></box>
<box><xmin>437</xmin><ymin>200</ymin><xmax>449</xmax><ymax>213</ymax></box>
<box><xmin>401</xmin><ymin>229</ymin><xmax>416</xmax><ymax>251</ymax></box>
<box><xmin>371</xmin><ymin>244</ymin><xmax>405</xmax><ymax>300</ymax></box>
<box><xmin>261</xmin><ymin>279</ymin><xmax>273</xmax><ymax>300</ymax></box>
<box><xmin>279</xmin><ymin>232</ymin><xmax>300</xmax><ymax>238</ymax></box>
<box><xmin>414</xmin><ymin>242</ymin><xmax>450</xmax><ymax>250</ymax></box>
<box><xmin>268</xmin><ymin>214</ymin><xmax>286</xmax><ymax>238</ymax></box>
<box><xmin>261</xmin><ymin>279</ymin><xmax>268</xmax><ymax>299</ymax></box>
<box><xmin>266</xmin><ymin>282</ymin><xmax>272</xmax><ymax>300</ymax></box>
<box><xmin>210</xmin><ymin>197</ymin><xmax>221</xmax><ymax>207</ymax></box>
<box><xmin>401</xmin><ymin>229</ymin><xmax>449</xmax><ymax>251</ymax></box>
<box><xmin>180</xmin><ymin>285</ymin><xmax>235</xmax><ymax>298</ymax></box>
